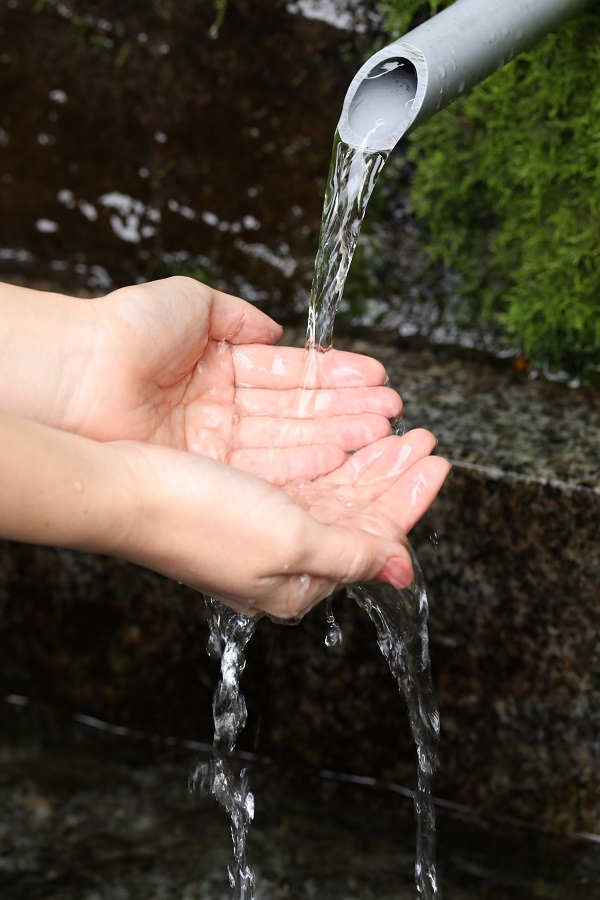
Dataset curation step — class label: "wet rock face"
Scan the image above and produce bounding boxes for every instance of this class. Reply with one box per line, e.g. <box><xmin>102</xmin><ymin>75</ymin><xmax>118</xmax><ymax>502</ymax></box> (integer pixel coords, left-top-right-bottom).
<box><xmin>0</xmin><ymin>0</ymin><xmax>363</xmax><ymax>315</ymax></box>
<box><xmin>0</xmin><ymin>0</ymin><xmax>598</xmax><ymax>840</ymax></box>
<box><xmin>1</xmin><ymin>342</ymin><xmax>599</xmax><ymax>836</ymax></box>
<box><xmin>420</xmin><ymin>469</ymin><xmax>599</xmax><ymax>834</ymax></box>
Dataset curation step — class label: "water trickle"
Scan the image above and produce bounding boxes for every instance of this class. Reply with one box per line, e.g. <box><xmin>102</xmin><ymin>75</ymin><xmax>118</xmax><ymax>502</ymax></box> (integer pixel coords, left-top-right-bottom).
<box><xmin>308</xmin><ymin>128</ymin><xmax>440</xmax><ymax>899</ymax></box>
<box><xmin>348</xmin><ymin>554</ymin><xmax>439</xmax><ymax>900</ymax></box>
<box><xmin>306</xmin><ymin>129</ymin><xmax>389</xmax><ymax>351</ymax></box>
<box><xmin>325</xmin><ymin>594</ymin><xmax>343</xmax><ymax>647</ymax></box>
<box><xmin>190</xmin><ymin>597</ymin><xmax>262</xmax><ymax>900</ymax></box>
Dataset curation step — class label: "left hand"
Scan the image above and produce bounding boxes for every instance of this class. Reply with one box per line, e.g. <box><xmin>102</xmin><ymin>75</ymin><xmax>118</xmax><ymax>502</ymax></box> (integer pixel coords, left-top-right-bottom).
<box><xmin>0</xmin><ymin>410</ymin><xmax>448</xmax><ymax>619</ymax></box>
<box><xmin>65</xmin><ymin>277</ymin><xmax>404</xmax><ymax>484</ymax></box>
<box><xmin>0</xmin><ymin>278</ymin><xmax>401</xmax><ymax>485</ymax></box>
<box><xmin>104</xmin><ymin>427</ymin><xmax>450</xmax><ymax>617</ymax></box>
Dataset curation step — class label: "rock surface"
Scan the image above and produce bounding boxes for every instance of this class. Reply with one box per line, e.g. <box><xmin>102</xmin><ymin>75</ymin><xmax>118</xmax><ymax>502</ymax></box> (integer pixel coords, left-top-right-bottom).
<box><xmin>1</xmin><ymin>340</ymin><xmax>598</xmax><ymax>835</ymax></box>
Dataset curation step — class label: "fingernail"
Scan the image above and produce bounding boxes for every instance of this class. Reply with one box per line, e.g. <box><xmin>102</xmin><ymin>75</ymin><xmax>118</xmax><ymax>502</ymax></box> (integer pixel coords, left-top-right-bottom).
<box><xmin>378</xmin><ymin>555</ymin><xmax>413</xmax><ymax>590</ymax></box>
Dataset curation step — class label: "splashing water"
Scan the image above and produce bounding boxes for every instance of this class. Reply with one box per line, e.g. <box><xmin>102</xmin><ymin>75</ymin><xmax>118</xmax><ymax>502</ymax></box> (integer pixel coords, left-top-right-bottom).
<box><xmin>197</xmin><ymin>128</ymin><xmax>440</xmax><ymax>899</ymax></box>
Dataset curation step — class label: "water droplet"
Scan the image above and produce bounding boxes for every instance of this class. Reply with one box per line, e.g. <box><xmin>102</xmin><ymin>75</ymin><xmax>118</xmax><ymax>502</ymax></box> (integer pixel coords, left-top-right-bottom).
<box><xmin>48</xmin><ymin>88</ymin><xmax>68</xmax><ymax>105</ymax></box>
<box><xmin>35</xmin><ymin>218</ymin><xmax>59</xmax><ymax>233</ymax></box>
<box><xmin>325</xmin><ymin>596</ymin><xmax>342</xmax><ymax>647</ymax></box>
<box><xmin>325</xmin><ymin>622</ymin><xmax>342</xmax><ymax>647</ymax></box>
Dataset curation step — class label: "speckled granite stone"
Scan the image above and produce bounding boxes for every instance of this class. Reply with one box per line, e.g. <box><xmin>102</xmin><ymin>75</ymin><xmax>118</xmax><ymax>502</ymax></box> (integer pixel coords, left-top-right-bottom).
<box><xmin>2</xmin><ymin>705</ymin><xmax>598</xmax><ymax>899</ymax></box>
<box><xmin>316</xmin><ymin>334</ymin><xmax>600</xmax><ymax>490</ymax></box>
<box><xmin>0</xmin><ymin>342</ymin><xmax>598</xmax><ymax>835</ymax></box>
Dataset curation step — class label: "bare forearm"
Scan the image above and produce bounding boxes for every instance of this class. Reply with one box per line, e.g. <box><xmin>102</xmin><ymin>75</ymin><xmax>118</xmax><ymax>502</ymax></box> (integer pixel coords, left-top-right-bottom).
<box><xmin>0</xmin><ymin>409</ymin><xmax>133</xmax><ymax>554</ymax></box>
<box><xmin>0</xmin><ymin>282</ymin><xmax>97</xmax><ymax>427</ymax></box>
<box><xmin>0</xmin><ymin>409</ymin><xmax>445</xmax><ymax>617</ymax></box>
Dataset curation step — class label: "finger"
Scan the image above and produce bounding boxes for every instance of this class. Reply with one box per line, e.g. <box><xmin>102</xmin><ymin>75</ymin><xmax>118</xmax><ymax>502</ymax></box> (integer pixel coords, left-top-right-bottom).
<box><xmin>138</xmin><ymin>277</ymin><xmax>283</xmax><ymax>346</ymax></box>
<box><xmin>204</xmin><ymin>285</ymin><xmax>283</xmax><ymax>345</ymax></box>
<box><xmin>229</xmin><ymin>444</ymin><xmax>347</xmax><ymax>486</ymax></box>
<box><xmin>253</xmin><ymin>522</ymin><xmax>413</xmax><ymax>621</ymax></box>
<box><xmin>300</xmin><ymin>520</ymin><xmax>414</xmax><ymax>592</ymax></box>
<box><xmin>394</xmin><ymin>455</ymin><xmax>451</xmax><ymax>533</ymax></box>
<box><xmin>232</xmin><ymin>345</ymin><xmax>388</xmax><ymax>390</ymax></box>
<box><xmin>352</xmin><ymin>429</ymin><xmax>439</xmax><ymax>485</ymax></box>
<box><xmin>318</xmin><ymin>429</ymin><xmax>438</xmax><ymax>487</ymax></box>
<box><xmin>236</xmin><ymin>413</ymin><xmax>392</xmax><ymax>451</ymax></box>
<box><xmin>234</xmin><ymin>384</ymin><xmax>403</xmax><ymax>419</ymax></box>
<box><xmin>359</xmin><ymin>455</ymin><xmax>452</xmax><ymax>536</ymax></box>
<box><xmin>297</xmin><ymin>456</ymin><xmax>450</xmax><ymax>599</ymax></box>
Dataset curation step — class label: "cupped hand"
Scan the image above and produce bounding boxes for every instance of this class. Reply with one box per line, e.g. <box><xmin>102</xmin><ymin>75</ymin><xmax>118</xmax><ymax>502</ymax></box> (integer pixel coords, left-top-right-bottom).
<box><xmin>118</xmin><ymin>427</ymin><xmax>450</xmax><ymax>620</ymax></box>
<box><xmin>75</xmin><ymin>277</ymin><xmax>401</xmax><ymax>484</ymax></box>
<box><xmin>1</xmin><ymin>277</ymin><xmax>450</xmax><ymax>620</ymax></box>
<box><xmin>283</xmin><ymin>429</ymin><xmax>449</xmax><ymax>602</ymax></box>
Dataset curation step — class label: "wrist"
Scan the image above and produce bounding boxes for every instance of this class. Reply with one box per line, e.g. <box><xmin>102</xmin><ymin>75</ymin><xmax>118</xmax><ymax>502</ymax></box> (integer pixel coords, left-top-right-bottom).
<box><xmin>111</xmin><ymin>444</ymin><xmax>217</xmax><ymax>586</ymax></box>
<box><xmin>0</xmin><ymin>282</ymin><xmax>100</xmax><ymax>429</ymax></box>
<box><xmin>0</xmin><ymin>411</ymin><xmax>138</xmax><ymax>558</ymax></box>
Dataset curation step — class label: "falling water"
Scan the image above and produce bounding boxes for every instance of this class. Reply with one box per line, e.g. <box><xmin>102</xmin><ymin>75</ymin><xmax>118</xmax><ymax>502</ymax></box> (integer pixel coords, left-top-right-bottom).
<box><xmin>197</xmin><ymin>128</ymin><xmax>440</xmax><ymax>899</ymax></box>
<box><xmin>348</xmin><ymin>562</ymin><xmax>440</xmax><ymax>899</ymax></box>
<box><xmin>308</xmin><ymin>128</ymin><xmax>440</xmax><ymax>897</ymax></box>
<box><xmin>190</xmin><ymin>598</ymin><xmax>262</xmax><ymax>900</ymax></box>
<box><xmin>325</xmin><ymin>594</ymin><xmax>343</xmax><ymax>648</ymax></box>
<box><xmin>306</xmin><ymin>130</ymin><xmax>388</xmax><ymax>351</ymax></box>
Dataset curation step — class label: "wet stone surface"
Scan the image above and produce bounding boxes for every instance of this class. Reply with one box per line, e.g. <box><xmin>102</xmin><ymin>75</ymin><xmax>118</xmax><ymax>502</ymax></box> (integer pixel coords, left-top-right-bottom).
<box><xmin>0</xmin><ymin>0</ymin><xmax>373</xmax><ymax>319</ymax></box>
<box><xmin>0</xmin><ymin>0</ymin><xmax>599</xmax><ymax>861</ymax></box>
<box><xmin>324</xmin><ymin>334</ymin><xmax>600</xmax><ymax>834</ymax></box>
<box><xmin>1</xmin><ymin>703</ymin><xmax>599</xmax><ymax>900</ymax></box>
<box><xmin>0</xmin><ymin>337</ymin><xmax>598</xmax><ymax>838</ymax></box>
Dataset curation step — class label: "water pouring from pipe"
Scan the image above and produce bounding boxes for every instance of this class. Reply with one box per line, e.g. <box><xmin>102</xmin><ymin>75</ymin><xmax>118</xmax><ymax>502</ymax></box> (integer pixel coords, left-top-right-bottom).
<box><xmin>309</xmin><ymin>0</ymin><xmax>590</xmax><ymax>349</ymax></box>
<box><xmin>339</xmin><ymin>0</ymin><xmax>590</xmax><ymax>154</ymax></box>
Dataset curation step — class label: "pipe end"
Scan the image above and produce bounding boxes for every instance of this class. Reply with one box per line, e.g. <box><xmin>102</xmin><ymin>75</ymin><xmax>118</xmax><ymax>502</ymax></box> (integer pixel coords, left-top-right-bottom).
<box><xmin>338</xmin><ymin>47</ymin><xmax>425</xmax><ymax>152</ymax></box>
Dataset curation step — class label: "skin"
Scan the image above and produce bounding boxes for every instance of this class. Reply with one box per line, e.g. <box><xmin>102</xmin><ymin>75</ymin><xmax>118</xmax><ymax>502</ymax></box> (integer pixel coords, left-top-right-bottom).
<box><xmin>0</xmin><ymin>277</ymin><xmax>450</xmax><ymax>618</ymax></box>
<box><xmin>0</xmin><ymin>277</ymin><xmax>402</xmax><ymax>483</ymax></box>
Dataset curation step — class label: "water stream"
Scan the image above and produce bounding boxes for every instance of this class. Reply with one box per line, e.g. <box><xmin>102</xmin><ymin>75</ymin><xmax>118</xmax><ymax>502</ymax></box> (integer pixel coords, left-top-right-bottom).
<box><xmin>190</xmin><ymin>599</ymin><xmax>262</xmax><ymax>900</ymax></box>
<box><xmin>306</xmin><ymin>130</ymin><xmax>388</xmax><ymax>351</ymax></box>
<box><xmin>197</xmin><ymin>129</ymin><xmax>440</xmax><ymax>899</ymax></box>
<box><xmin>348</xmin><ymin>567</ymin><xmax>439</xmax><ymax>900</ymax></box>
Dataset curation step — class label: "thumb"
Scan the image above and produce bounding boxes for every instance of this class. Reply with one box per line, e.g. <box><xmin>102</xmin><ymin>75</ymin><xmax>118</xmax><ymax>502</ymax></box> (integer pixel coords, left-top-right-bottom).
<box><xmin>205</xmin><ymin>285</ymin><xmax>283</xmax><ymax>345</ymax></box>
<box><xmin>303</xmin><ymin>522</ymin><xmax>414</xmax><ymax>592</ymax></box>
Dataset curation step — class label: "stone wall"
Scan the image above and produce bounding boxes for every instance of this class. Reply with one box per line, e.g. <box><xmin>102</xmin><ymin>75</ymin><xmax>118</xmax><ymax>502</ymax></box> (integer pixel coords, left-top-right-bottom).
<box><xmin>1</xmin><ymin>343</ymin><xmax>598</xmax><ymax>835</ymax></box>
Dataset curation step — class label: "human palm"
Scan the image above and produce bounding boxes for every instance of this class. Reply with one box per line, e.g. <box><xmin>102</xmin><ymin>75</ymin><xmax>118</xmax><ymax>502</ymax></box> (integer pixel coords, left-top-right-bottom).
<box><xmin>79</xmin><ymin>279</ymin><xmax>402</xmax><ymax>484</ymax></box>
<box><xmin>282</xmin><ymin>428</ymin><xmax>446</xmax><ymax>606</ymax></box>
<box><xmin>0</xmin><ymin>276</ymin><xmax>449</xmax><ymax>618</ymax></box>
<box><xmin>288</xmin><ymin>430</ymin><xmax>439</xmax><ymax>534</ymax></box>
<box><xmin>120</xmin><ymin>426</ymin><xmax>449</xmax><ymax>617</ymax></box>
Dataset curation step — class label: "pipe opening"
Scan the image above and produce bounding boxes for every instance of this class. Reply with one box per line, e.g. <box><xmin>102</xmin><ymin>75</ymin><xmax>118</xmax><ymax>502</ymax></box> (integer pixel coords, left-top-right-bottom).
<box><xmin>348</xmin><ymin>57</ymin><xmax>418</xmax><ymax>148</ymax></box>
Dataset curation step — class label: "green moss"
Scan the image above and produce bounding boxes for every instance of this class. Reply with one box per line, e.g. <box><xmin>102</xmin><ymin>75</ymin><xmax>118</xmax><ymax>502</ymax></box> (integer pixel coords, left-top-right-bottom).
<box><xmin>209</xmin><ymin>0</ymin><xmax>229</xmax><ymax>39</ymax></box>
<box><xmin>379</xmin><ymin>0</ymin><xmax>442</xmax><ymax>34</ymax></box>
<box><xmin>378</xmin><ymin>1</ymin><xmax>600</xmax><ymax>380</ymax></box>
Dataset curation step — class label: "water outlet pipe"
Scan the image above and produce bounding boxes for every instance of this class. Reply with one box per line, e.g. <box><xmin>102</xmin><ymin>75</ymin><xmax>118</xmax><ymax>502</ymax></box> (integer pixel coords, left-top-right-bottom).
<box><xmin>338</xmin><ymin>0</ymin><xmax>591</xmax><ymax>153</ymax></box>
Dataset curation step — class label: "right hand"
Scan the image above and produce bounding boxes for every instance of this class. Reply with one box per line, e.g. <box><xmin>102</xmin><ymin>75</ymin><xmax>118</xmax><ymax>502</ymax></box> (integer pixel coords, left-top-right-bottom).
<box><xmin>113</xmin><ymin>427</ymin><xmax>450</xmax><ymax>619</ymax></box>
<box><xmin>0</xmin><ymin>277</ymin><xmax>403</xmax><ymax>486</ymax></box>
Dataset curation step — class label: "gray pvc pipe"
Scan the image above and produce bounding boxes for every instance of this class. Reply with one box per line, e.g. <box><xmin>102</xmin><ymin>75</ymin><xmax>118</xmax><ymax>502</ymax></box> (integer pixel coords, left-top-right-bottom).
<box><xmin>338</xmin><ymin>0</ymin><xmax>591</xmax><ymax>152</ymax></box>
